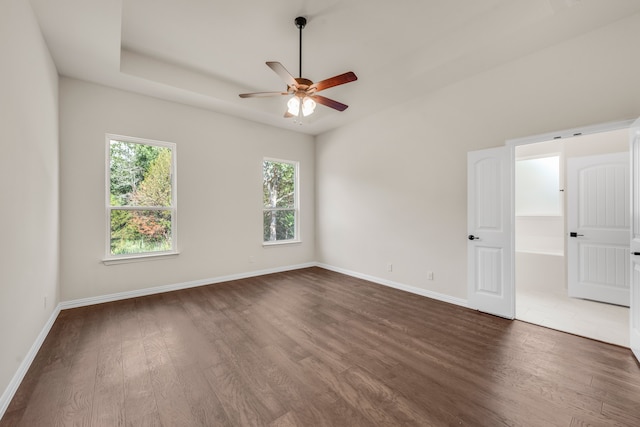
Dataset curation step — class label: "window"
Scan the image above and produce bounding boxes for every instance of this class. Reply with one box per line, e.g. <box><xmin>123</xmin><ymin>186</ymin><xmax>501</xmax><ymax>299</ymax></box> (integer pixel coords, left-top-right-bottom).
<box><xmin>515</xmin><ymin>155</ymin><xmax>561</xmax><ymax>216</ymax></box>
<box><xmin>263</xmin><ymin>158</ymin><xmax>298</xmax><ymax>243</ymax></box>
<box><xmin>106</xmin><ymin>134</ymin><xmax>177</xmax><ymax>260</ymax></box>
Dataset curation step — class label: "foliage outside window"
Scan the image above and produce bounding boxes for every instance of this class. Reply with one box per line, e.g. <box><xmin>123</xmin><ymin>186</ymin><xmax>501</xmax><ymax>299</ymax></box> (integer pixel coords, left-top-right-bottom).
<box><xmin>263</xmin><ymin>159</ymin><xmax>298</xmax><ymax>243</ymax></box>
<box><xmin>107</xmin><ymin>135</ymin><xmax>176</xmax><ymax>258</ymax></box>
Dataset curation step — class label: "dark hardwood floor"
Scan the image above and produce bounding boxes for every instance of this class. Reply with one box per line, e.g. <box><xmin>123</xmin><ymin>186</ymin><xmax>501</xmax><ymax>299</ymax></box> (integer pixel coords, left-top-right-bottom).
<box><xmin>2</xmin><ymin>267</ymin><xmax>640</xmax><ymax>426</ymax></box>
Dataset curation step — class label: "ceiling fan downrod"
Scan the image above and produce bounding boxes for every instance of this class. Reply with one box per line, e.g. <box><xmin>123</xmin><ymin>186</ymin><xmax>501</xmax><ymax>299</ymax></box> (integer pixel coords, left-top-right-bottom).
<box><xmin>295</xmin><ymin>16</ymin><xmax>306</xmax><ymax>79</ymax></box>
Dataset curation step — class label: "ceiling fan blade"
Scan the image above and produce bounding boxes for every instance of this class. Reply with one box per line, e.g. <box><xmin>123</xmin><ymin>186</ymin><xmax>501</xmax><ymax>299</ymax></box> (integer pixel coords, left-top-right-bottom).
<box><xmin>267</xmin><ymin>62</ymin><xmax>298</xmax><ymax>88</ymax></box>
<box><xmin>284</xmin><ymin>111</ymin><xmax>295</xmax><ymax>118</ymax></box>
<box><xmin>239</xmin><ymin>91</ymin><xmax>288</xmax><ymax>98</ymax></box>
<box><xmin>313</xmin><ymin>95</ymin><xmax>348</xmax><ymax>112</ymax></box>
<box><xmin>310</xmin><ymin>72</ymin><xmax>357</xmax><ymax>93</ymax></box>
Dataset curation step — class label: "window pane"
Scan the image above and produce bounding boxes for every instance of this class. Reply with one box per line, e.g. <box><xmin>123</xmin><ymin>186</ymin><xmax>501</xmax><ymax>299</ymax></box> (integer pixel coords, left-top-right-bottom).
<box><xmin>110</xmin><ymin>209</ymin><xmax>172</xmax><ymax>255</ymax></box>
<box><xmin>263</xmin><ymin>161</ymin><xmax>295</xmax><ymax>208</ymax></box>
<box><xmin>263</xmin><ymin>210</ymin><xmax>295</xmax><ymax>241</ymax></box>
<box><xmin>110</xmin><ymin>140</ymin><xmax>172</xmax><ymax>207</ymax></box>
<box><xmin>515</xmin><ymin>156</ymin><xmax>561</xmax><ymax>216</ymax></box>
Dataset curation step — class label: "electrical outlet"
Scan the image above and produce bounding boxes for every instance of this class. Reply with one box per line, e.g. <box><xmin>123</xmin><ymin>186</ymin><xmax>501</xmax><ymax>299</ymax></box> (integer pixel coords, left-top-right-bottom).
<box><xmin>387</xmin><ymin>263</ymin><xmax>393</xmax><ymax>272</ymax></box>
<box><xmin>427</xmin><ymin>271</ymin><xmax>434</xmax><ymax>281</ymax></box>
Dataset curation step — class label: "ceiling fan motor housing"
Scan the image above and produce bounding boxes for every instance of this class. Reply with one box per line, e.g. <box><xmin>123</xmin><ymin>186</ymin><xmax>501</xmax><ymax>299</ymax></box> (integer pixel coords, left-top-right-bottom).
<box><xmin>294</xmin><ymin>77</ymin><xmax>313</xmax><ymax>89</ymax></box>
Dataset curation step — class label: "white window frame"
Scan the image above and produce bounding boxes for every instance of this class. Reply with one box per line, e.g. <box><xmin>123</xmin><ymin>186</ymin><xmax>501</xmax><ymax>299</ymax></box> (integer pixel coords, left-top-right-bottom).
<box><xmin>104</xmin><ymin>134</ymin><xmax>178</xmax><ymax>265</ymax></box>
<box><xmin>262</xmin><ymin>157</ymin><xmax>300</xmax><ymax>246</ymax></box>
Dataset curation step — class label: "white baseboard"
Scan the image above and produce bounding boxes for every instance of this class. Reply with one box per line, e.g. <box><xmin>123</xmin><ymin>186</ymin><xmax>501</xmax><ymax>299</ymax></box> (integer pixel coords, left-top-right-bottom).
<box><xmin>58</xmin><ymin>261</ymin><xmax>468</xmax><ymax>311</ymax></box>
<box><xmin>1</xmin><ymin>261</ymin><xmax>467</xmax><ymax>420</ymax></box>
<box><xmin>0</xmin><ymin>304</ymin><xmax>61</xmax><ymax>420</ymax></box>
<box><xmin>316</xmin><ymin>263</ymin><xmax>469</xmax><ymax>308</ymax></box>
<box><xmin>59</xmin><ymin>262</ymin><xmax>317</xmax><ymax>310</ymax></box>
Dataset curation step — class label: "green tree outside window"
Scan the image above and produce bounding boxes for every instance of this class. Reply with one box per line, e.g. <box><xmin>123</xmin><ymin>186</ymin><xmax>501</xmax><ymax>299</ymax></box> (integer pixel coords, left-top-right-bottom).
<box><xmin>108</xmin><ymin>138</ymin><xmax>175</xmax><ymax>256</ymax></box>
<box><xmin>263</xmin><ymin>159</ymin><xmax>297</xmax><ymax>242</ymax></box>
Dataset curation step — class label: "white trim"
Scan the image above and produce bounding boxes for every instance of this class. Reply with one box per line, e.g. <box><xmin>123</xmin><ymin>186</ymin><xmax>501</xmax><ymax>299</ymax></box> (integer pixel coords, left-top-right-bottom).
<box><xmin>102</xmin><ymin>251</ymin><xmax>180</xmax><ymax>265</ymax></box>
<box><xmin>515</xmin><ymin>215</ymin><xmax>563</xmax><ymax>219</ymax></box>
<box><xmin>60</xmin><ymin>262</ymin><xmax>316</xmax><ymax>310</ymax></box>
<box><xmin>317</xmin><ymin>263</ymin><xmax>469</xmax><ymax>308</ymax></box>
<box><xmin>68</xmin><ymin>261</ymin><xmax>469</xmax><ymax>312</ymax></box>
<box><xmin>262</xmin><ymin>239</ymin><xmax>302</xmax><ymax>247</ymax></box>
<box><xmin>507</xmin><ymin>119</ymin><xmax>634</xmax><ymax>147</ymax></box>
<box><xmin>0</xmin><ymin>305</ymin><xmax>61</xmax><ymax>420</ymax></box>
<box><xmin>106</xmin><ymin>133</ymin><xmax>176</xmax><ymax>148</ymax></box>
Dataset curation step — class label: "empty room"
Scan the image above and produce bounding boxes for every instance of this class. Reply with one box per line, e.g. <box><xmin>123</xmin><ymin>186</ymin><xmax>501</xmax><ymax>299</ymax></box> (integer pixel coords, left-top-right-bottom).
<box><xmin>2</xmin><ymin>0</ymin><xmax>640</xmax><ymax>425</ymax></box>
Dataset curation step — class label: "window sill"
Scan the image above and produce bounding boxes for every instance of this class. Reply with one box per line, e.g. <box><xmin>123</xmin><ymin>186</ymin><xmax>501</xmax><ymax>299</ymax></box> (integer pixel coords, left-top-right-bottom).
<box><xmin>262</xmin><ymin>240</ymin><xmax>302</xmax><ymax>247</ymax></box>
<box><xmin>102</xmin><ymin>251</ymin><xmax>180</xmax><ymax>266</ymax></box>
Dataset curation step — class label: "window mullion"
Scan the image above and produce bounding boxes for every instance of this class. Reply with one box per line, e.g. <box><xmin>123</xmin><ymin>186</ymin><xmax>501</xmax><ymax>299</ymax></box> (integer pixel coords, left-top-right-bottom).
<box><xmin>263</xmin><ymin>207</ymin><xmax>295</xmax><ymax>212</ymax></box>
<box><xmin>110</xmin><ymin>206</ymin><xmax>172</xmax><ymax>211</ymax></box>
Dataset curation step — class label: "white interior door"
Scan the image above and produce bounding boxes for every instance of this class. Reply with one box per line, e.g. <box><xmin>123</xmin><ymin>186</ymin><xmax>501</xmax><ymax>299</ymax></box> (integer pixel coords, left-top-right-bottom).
<box><xmin>467</xmin><ymin>146</ymin><xmax>514</xmax><ymax>319</ymax></box>
<box><xmin>629</xmin><ymin>118</ymin><xmax>640</xmax><ymax>362</ymax></box>
<box><xmin>567</xmin><ymin>152</ymin><xmax>630</xmax><ymax>307</ymax></box>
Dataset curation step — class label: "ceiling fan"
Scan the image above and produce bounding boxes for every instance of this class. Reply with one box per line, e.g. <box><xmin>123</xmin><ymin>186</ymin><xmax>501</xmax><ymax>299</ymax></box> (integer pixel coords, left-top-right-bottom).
<box><xmin>239</xmin><ymin>16</ymin><xmax>357</xmax><ymax>119</ymax></box>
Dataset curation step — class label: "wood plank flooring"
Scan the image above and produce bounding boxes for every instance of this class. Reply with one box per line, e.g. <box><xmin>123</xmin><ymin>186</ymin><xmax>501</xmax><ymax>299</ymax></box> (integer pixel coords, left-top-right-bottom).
<box><xmin>2</xmin><ymin>267</ymin><xmax>640</xmax><ymax>426</ymax></box>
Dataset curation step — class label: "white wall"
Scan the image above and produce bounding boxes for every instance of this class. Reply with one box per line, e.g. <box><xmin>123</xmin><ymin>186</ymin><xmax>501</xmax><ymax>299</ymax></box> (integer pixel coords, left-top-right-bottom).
<box><xmin>0</xmin><ymin>0</ymin><xmax>59</xmax><ymax>403</ymax></box>
<box><xmin>564</xmin><ymin>128</ymin><xmax>629</xmax><ymax>158</ymax></box>
<box><xmin>59</xmin><ymin>78</ymin><xmax>315</xmax><ymax>301</ymax></box>
<box><xmin>316</xmin><ymin>13</ymin><xmax>640</xmax><ymax>300</ymax></box>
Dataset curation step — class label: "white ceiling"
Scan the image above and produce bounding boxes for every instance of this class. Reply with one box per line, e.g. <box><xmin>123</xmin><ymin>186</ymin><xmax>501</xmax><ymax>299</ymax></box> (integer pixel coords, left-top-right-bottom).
<box><xmin>29</xmin><ymin>0</ymin><xmax>640</xmax><ymax>136</ymax></box>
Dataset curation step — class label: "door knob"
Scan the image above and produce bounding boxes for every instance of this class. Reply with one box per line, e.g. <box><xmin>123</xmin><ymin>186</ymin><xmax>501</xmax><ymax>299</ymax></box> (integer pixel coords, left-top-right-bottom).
<box><xmin>468</xmin><ymin>234</ymin><xmax>481</xmax><ymax>241</ymax></box>
<box><xmin>569</xmin><ymin>232</ymin><xmax>584</xmax><ymax>238</ymax></box>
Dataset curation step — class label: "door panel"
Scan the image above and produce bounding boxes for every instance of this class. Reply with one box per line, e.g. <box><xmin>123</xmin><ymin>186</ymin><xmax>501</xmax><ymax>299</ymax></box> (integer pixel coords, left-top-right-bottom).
<box><xmin>629</xmin><ymin>118</ymin><xmax>640</xmax><ymax>362</ymax></box>
<box><xmin>468</xmin><ymin>146</ymin><xmax>514</xmax><ymax>319</ymax></box>
<box><xmin>476</xmin><ymin>247</ymin><xmax>503</xmax><ymax>294</ymax></box>
<box><xmin>568</xmin><ymin>152</ymin><xmax>630</xmax><ymax>307</ymax></box>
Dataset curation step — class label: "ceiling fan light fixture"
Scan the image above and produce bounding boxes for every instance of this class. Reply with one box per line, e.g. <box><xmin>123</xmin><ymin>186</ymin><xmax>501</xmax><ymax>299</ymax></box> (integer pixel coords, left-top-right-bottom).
<box><xmin>302</xmin><ymin>96</ymin><xmax>316</xmax><ymax>116</ymax></box>
<box><xmin>287</xmin><ymin>95</ymin><xmax>316</xmax><ymax>117</ymax></box>
<box><xmin>287</xmin><ymin>96</ymin><xmax>301</xmax><ymax>116</ymax></box>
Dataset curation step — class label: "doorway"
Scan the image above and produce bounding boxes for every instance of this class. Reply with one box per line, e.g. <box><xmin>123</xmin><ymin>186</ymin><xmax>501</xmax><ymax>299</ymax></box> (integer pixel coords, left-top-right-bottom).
<box><xmin>513</xmin><ymin>128</ymin><xmax>630</xmax><ymax>347</ymax></box>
